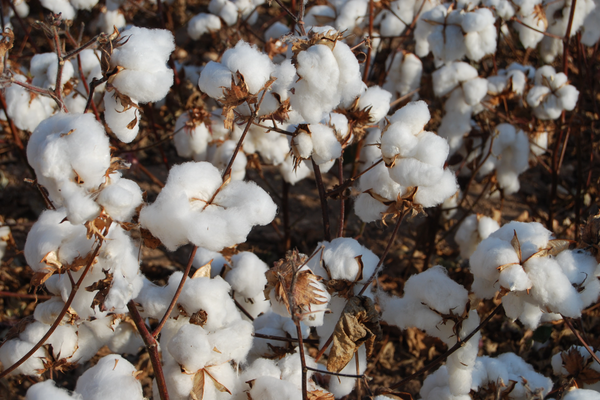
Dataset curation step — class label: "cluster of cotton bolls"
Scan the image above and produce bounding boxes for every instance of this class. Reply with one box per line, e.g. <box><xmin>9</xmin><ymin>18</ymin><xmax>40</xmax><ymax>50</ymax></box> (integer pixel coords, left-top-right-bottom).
<box><xmin>414</xmin><ymin>5</ymin><xmax>497</xmax><ymax>64</ymax></box>
<box><xmin>105</xmin><ymin>26</ymin><xmax>175</xmax><ymax>143</ymax></box>
<box><xmin>382</xmin><ymin>51</ymin><xmax>423</xmax><ymax>101</ymax></box>
<box><xmin>526</xmin><ymin>65</ymin><xmax>579</xmax><ymax>120</ymax></box>
<box><xmin>39</xmin><ymin>0</ymin><xmax>98</xmax><ymax>22</ymax></box>
<box><xmin>24</xmin><ymin>354</ymin><xmax>144</xmax><ymax>400</ymax></box>
<box><xmin>470</xmin><ymin>221</ymin><xmax>600</xmax><ymax>329</ymax></box>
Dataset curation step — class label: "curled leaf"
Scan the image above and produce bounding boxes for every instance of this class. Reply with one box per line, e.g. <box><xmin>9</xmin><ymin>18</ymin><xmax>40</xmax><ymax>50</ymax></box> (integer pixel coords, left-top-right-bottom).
<box><xmin>327</xmin><ymin>296</ymin><xmax>382</xmax><ymax>373</ymax></box>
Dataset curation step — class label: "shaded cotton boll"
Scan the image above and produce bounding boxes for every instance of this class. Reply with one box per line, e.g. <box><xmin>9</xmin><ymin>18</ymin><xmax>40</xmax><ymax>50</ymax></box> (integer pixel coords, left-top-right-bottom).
<box><xmin>383</xmin><ymin>51</ymin><xmax>423</xmax><ymax>99</ymax></box>
<box><xmin>139</xmin><ymin>162</ymin><xmax>277</xmax><ymax>251</ymax></box>
<box><xmin>265</xmin><ymin>21</ymin><xmax>290</xmax><ymax>40</ymax></box>
<box><xmin>581</xmin><ymin>4</ymin><xmax>600</xmax><ymax>46</ymax></box>
<box><xmin>243</xmin><ymin>123</ymin><xmax>290</xmax><ymax>166</ymax></box>
<box><xmin>198</xmin><ymin>61</ymin><xmax>233</xmax><ymax>99</ymax></box>
<box><xmin>75</xmin><ymin>354</ymin><xmax>143</xmax><ymax>400</ymax></box>
<box><xmin>357</xmin><ymin>86</ymin><xmax>392</xmax><ymax>123</ymax></box>
<box><xmin>420</xmin><ymin>366</ymin><xmax>467</xmax><ymax>400</ymax></box>
<box><xmin>173</xmin><ymin>110</ymin><xmax>211</xmax><ymax>161</ymax></box>
<box><xmin>379</xmin><ymin>266</ymin><xmax>469</xmax><ymax>339</ymax></box>
<box><xmin>26</xmin><ymin>380</ymin><xmax>82</xmax><ymax>400</ymax></box>
<box><xmin>335</xmin><ymin>0</ymin><xmax>369</xmax><ymax>31</ymax></box>
<box><xmin>96</xmin><ymin>176</ymin><xmax>143</xmax><ymax>222</ymax></box>
<box><xmin>4</xmin><ymin>74</ymin><xmax>56</xmax><ymax>132</ymax></box>
<box><xmin>530</xmin><ymin>130</ymin><xmax>548</xmax><ymax>156</ymax></box>
<box><xmin>0</xmin><ymin>339</ymin><xmax>47</xmax><ymax>376</ymax></box>
<box><xmin>563</xmin><ymin>389</ymin><xmax>600</xmax><ymax>400</ymax></box>
<box><xmin>39</xmin><ymin>0</ymin><xmax>75</xmax><ymax>20</ymax></box>
<box><xmin>377</xmin><ymin>0</ymin><xmax>415</xmax><ymax>37</ymax></box>
<box><xmin>483</xmin><ymin>0</ymin><xmax>515</xmax><ymax>19</ymax></box>
<box><xmin>187</xmin><ymin>13</ymin><xmax>222</xmax><ymax>39</ymax></box>
<box><xmin>227</xmin><ymin>252</ymin><xmax>269</xmax><ymax>299</ymax></box>
<box><xmin>209</xmin><ymin>139</ymin><xmax>247</xmax><ymax>180</ymax></box>
<box><xmin>31</xmin><ymin>52</ymin><xmax>75</xmax><ymax>90</ymax></box>
<box><xmin>134</xmin><ymin>275</ymin><xmax>179</xmax><ymax>319</ymax></box>
<box><xmin>106</xmin><ymin>320</ymin><xmax>144</xmax><ymax>355</ymax></box>
<box><xmin>24</xmin><ymin>208</ymin><xmax>93</xmax><ymax>274</ymax></box>
<box><xmin>249</xmin><ymin>376</ymin><xmax>303</xmax><ymax>400</ymax></box>
<box><xmin>103</xmin><ymin>91</ymin><xmax>141</xmax><ymax>143</ymax></box>
<box><xmin>280</xmin><ymin>153</ymin><xmax>312</xmax><ymax>185</ymax></box>
<box><xmin>27</xmin><ymin>113</ymin><xmax>111</xmax><ymax>224</ymax></box>
<box><xmin>556</xmin><ymin>249</ymin><xmax>600</xmax><ymax>308</ymax></box>
<box><xmin>526</xmin><ymin>65</ymin><xmax>579</xmax><ymax>120</ymax></box>
<box><xmin>20</xmin><ymin>322</ymin><xmax>79</xmax><ymax>361</ymax></box>
<box><xmin>309</xmin><ymin>123</ymin><xmax>343</xmax><ymax>165</ymax></box>
<box><xmin>446</xmin><ymin>310</ymin><xmax>481</xmax><ymax>395</ymax></box>
<box><xmin>478</xmin><ymin>123</ymin><xmax>530</xmax><ymax>194</ymax></box>
<box><xmin>455</xmin><ymin>214</ymin><xmax>500</xmax><ymax>259</ymax></box>
<box><xmin>513</xmin><ymin>4</ymin><xmax>547</xmax><ymax>49</ymax></box>
<box><xmin>432</xmin><ymin>62</ymin><xmax>479</xmax><ymax>98</ymax></box>
<box><xmin>304</xmin><ymin>5</ymin><xmax>336</xmax><ymax>27</ymax></box>
<box><xmin>167</xmin><ymin>324</ymin><xmax>213</xmax><ymax>371</ymax></box>
<box><xmin>109</xmin><ymin>26</ymin><xmax>175</xmax><ymax>103</ymax></box>
<box><xmin>494</xmin><ymin>353</ymin><xmax>552</xmax><ymax>398</ymax></box>
<box><xmin>251</xmin><ymin>312</ymin><xmax>310</xmax><ymax>358</ymax></box>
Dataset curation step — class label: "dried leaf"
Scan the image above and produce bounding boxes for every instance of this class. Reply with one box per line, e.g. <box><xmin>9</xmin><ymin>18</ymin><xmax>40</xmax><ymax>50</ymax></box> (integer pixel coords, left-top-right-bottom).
<box><xmin>84</xmin><ymin>211</ymin><xmax>113</xmax><ymax>240</ymax></box>
<box><xmin>510</xmin><ymin>230</ymin><xmax>522</xmax><ymax>261</ymax></box>
<box><xmin>204</xmin><ymin>368</ymin><xmax>232</xmax><ymax>394</ymax></box>
<box><xmin>190</xmin><ymin>310</ymin><xmax>208</xmax><ymax>327</ymax></box>
<box><xmin>86</xmin><ymin>270</ymin><xmax>114</xmax><ymax>312</ymax></box>
<box><xmin>561</xmin><ymin>348</ymin><xmax>600</xmax><ymax>386</ymax></box>
<box><xmin>327</xmin><ymin>296</ymin><xmax>382</xmax><ymax>373</ymax></box>
<box><xmin>221</xmin><ymin>71</ymin><xmax>252</xmax><ymax>130</ymax></box>
<box><xmin>192</xmin><ymin>261</ymin><xmax>212</xmax><ymax>279</ymax></box>
<box><xmin>141</xmin><ymin>228</ymin><xmax>162</xmax><ymax>249</ymax></box>
<box><xmin>63</xmin><ymin>251</ymin><xmax>98</xmax><ymax>273</ymax></box>
<box><xmin>308</xmin><ymin>390</ymin><xmax>335</xmax><ymax>400</ymax></box>
<box><xmin>31</xmin><ymin>267</ymin><xmax>56</xmax><ymax>287</ymax></box>
<box><xmin>190</xmin><ymin>369</ymin><xmax>205</xmax><ymax>400</ymax></box>
<box><xmin>0</xmin><ymin>29</ymin><xmax>14</xmax><ymax>71</ymax></box>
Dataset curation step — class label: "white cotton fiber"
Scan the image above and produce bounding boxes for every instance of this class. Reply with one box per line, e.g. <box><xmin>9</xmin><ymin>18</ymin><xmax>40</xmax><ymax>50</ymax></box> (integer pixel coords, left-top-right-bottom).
<box><xmin>75</xmin><ymin>354</ymin><xmax>143</xmax><ymax>400</ymax></box>
<box><xmin>198</xmin><ymin>61</ymin><xmax>233</xmax><ymax>99</ymax></box>
<box><xmin>227</xmin><ymin>252</ymin><xmax>269</xmax><ymax>299</ymax></box>
<box><xmin>432</xmin><ymin>62</ymin><xmax>479</xmax><ymax>98</ymax></box>
<box><xmin>188</xmin><ymin>13</ymin><xmax>222</xmax><ymax>39</ymax></box>
<box><xmin>97</xmin><ymin>176</ymin><xmax>143</xmax><ymax>222</ymax></box>
<box><xmin>167</xmin><ymin>324</ymin><xmax>213</xmax><ymax>371</ymax></box>
<box><xmin>0</xmin><ymin>339</ymin><xmax>47</xmax><ymax>376</ymax></box>
<box><xmin>358</xmin><ymin>86</ymin><xmax>392</xmax><ymax>123</ymax></box>
<box><xmin>26</xmin><ymin>380</ymin><xmax>82</xmax><ymax>400</ymax></box>
<box><xmin>103</xmin><ymin>91</ymin><xmax>140</xmax><ymax>143</ymax></box>
<box><xmin>139</xmin><ymin>161</ymin><xmax>277</xmax><ymax>251</ymax></box>
<box><xmin>309</xmin><ymin>123</ymin><xmax>342</xmax><ymax>164</ymax></box>
<box><xmin>221</xmin><ymin>41</ymin><xmax>275</xmax><ymax>94</ymax></box>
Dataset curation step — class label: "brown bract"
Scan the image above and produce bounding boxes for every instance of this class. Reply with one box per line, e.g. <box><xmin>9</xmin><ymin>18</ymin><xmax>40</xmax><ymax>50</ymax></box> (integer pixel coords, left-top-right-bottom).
<box><xmin>327</xmin><ymin>295</ymin><xmax>382</xmax><ymax>373</ymax></box>
<box><xmin>265</xmin><ymin>250</ymin><xmax>328</xmax><ymax>317</ymax></box>
<box><xmin>561</xmin><ymin>348</ymin><xmax>600</xmax><ymax>387</ymax></box>
<box><xmin>291</xmin><ymin>30</ymin><xmax>344</xmax><ymax>69</ymax></box>
<box><xmin>85</xmin><ymin>269</ymin><xmax>114</xmax><ymax>312</ymax></box>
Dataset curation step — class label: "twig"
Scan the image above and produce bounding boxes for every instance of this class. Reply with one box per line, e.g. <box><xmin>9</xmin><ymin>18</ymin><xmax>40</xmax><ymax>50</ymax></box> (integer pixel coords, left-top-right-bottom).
<box><xmin>151</xmin><ymin>245</ymin><xmax>198</xmax><ymax>338</ymax></box>
<box><xmin>0</xmin><ymin>291</ymin><xmax>51</xmax><ymax>300</ymax></box>
<box><xmin>312</xmin><ymin>158</ymin><xmax>332</xmax><ymax>242</ymax></box>
<box><xmin>128</xmin><ymin>300</ymin><xmax>170</xmax><ymax>400</ymax></box>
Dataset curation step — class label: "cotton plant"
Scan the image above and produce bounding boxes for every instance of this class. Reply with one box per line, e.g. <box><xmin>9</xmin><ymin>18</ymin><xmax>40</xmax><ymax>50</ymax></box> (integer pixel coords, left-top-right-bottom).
<box><xmin>552</xmin><ymin>346</ymin><xmax>600</xmax><ymax>391</ymax></box>
<box><xmin>455</xmin><ymin>214</ymin><xmax>500</xmax><ymax>259</ymax></box>
<box><xmin>470</xmin><ymin>221</ymin><xmax>600</xmax><ymax>329</ymax></box>
<box><xmin>105</xmin><ymin>26</ymin><xmax>175</xmax><ymax>142</ymax></box>
<box><xmin>476</xmin><ymin>123</ymin><xmax>530</xmax><ymax>195</ymax></box>
<box><xmin>380</xmin><ymin>265</ymin><xmax>482</xmax><ymax>398</ymax></box>
<box><xmin>526</xmin><ymin>65</ymin><xmax>579</xmax><ymax>120</ymax></box>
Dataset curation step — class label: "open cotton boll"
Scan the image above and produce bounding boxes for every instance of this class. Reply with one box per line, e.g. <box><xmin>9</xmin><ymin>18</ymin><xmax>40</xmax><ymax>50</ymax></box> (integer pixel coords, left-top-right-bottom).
<box><xmin>39</xmin><ymin>0</ymin><xmax>75</xmax><ymax>21</ymax></box>
<box><xmin>4</xmin><ymin>74</ymin><xmax>56</xmax><ymax>132</ymax></box>
<box><xmin>455</xmin><ymin>214</ymin><xmax>500</xmax><ymax>259</ymax></box>
<box><xmin>139</xmin><ymin>162</ymin><xmax>276</xmax><ymax>251</ymax></box>
<box><xmin>173</xmin><ymin>111</ymin><xmax>211</xmax><ymax>160</ymax></box>
<box><xmin>357</xmin><ymin>86</ymin><xmax>392</xmax><ymax>123</ymax></box>
<box><xmin>563</xmin><ymin>389</ymin><xmax>600</xmax><ymax>400</ymax></box>
<box><xmin>227</xmin><ymin>252</ymin><xmax>269</xmax><ymax>299</ymax></box>
<box><xmin>220</xmin><ymin>41</ymin><xmax>275</xmax><ymax>94</ymax></box>
<box><xmin>384</xmin><ymin>51</ymin><xmax>423</xmax><ymax>99</ymax></box>
<box><xmin>110</xmin><ymin>67</ymin><xmax>174</xmax><ymax>104</ymax></box>
<box><xmin>209</xmin><ymin>139</ymin><xmax>247</xmax><ymax>180</ymax></box>
<box><xmin>335</xmin><ymin>0</ymin><xmax>368</xmax><ymax>31</ymax></box>
<box><xmin>193</xmin><ymin>247</ymin><xmax>229</xmax><ymax>277</ymax></box>
<box><xmin>249</xmin><ymin>376</ymin><xmax>303</xmax><ymax>400</ymax></box>
<box><xmin>167</xmin><ymin>324</ymin><xmax>213</xmax><ymax>371</ymax></box>
<box><xmin>188</xmin><ymin>13</ymin><xmax>222</xmax><ymax>39</ymax></box>
<box><xmin>27</xmin><ymin>113</ymin><xmax>111</xmax><ymax>223</ymax></box>
<box><xmin>280</xmin><ymin>153</ymin><xmax>312</xmax><ymax>185</ymax></box>
<box><xmin>75</xmin><ymin>354</ymin><xmax>143</xmax><ymax>400</ymax></box>
<box><xmin>0</xmin><ymin>338</ymin><xmax>47</xmax><ymax>376</ymax></box>
<box><xmin>134</xmin><ymin>276</ymin><xmax>178</xmax><ymax>319</ymax></box>
<box><xmin>377</xmin><ymin>0</ymin><xmax>415</xmax><ymax>37</ymax></box>
<box><xmin>428</xmin><ymin>9</ymin><xmax>467</xmax><ymax>63</ymax></box>
<box><xmin>462</xmin><ymin>8</ymin><xmax>497</xmax><ymax>61</ymax></box>
<box><xmin>96</xmin><ymin>176</ymin><xmax>143</xmax><ymax>222</ymax></box>
<box><xmin>309</xmin><ymin>123</ymin><xmax>342</xmax><ymax>165</ymax></box>
<box><xmin>198</xmin><ymin>61</ymin><xmax>233</xmax><ymax>99</ymax></box>
<box><xmin>265</xmin><ymin>21</ymin><xmax>290</xmax><ymax>40</ymax></box>
<box><xmin>20</xmin><ymin>322</ymin><xmax>79</xmax><ymax>360</ymax></box>
<box><xmin>526</xmin><ymin>66</ymin><xmax>579</xmax><ymax>120</ymax></box>
<box><xmin>26</xmin><ymin>380</ymin><xmax>82</xmax><ymax>400</ymax></box>
<box><xmin>332</xmin><ymin>40</ymin><xmax>364</xmax><ymax>107</ymax></box>
<box><xmin>24</xmin><ymin>208</ymin><xmax>94</xmax><ymax>274</ymax></box>
<box><xmin>178</xmin><ymin>276</ymin><xmax>241</xmax><ymax>331</ymax></box>
<box><xmin>556</xmin><ymin>250</ymin><xmax>600</xmax><ymax>307</ymax></box>
<box><xmin>103</xmin><ymin>91</ymin><xmax>140</xmax><ymax>143</ymax></box>
<box><xmin>432</xmin><ymin>62</ymin><xmax>479</xmax><ymax>98</ymax></box>
<box><xmin>469</xmin><ymin>237</ymin><xmax>520</xmax><ymax>296</ymax></box>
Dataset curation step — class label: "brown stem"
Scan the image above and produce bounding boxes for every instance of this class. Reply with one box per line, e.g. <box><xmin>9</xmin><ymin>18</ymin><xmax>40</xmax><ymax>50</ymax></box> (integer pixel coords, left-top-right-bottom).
<box><xmin>151</xmin><ymin>245</ymin><xmax>198</xmax><ymax>338</ymax></box>
<box><xmin>0</xmin><ymin>291</ymin><xmax>52</xmax><ymax>300</ymax></box>
<box><xmin>283</xmin><ymin>179</ymin><xmax>291</xmax><ymax>251</ymax></box>
<box><xmin>337</xmin><ymin>157</ymin><xmax>345</xmax><ymax>238</ymax></box>
<box><xmin>128</xmin><ymin>300</ymin><xmax>170</xmax><ymax>400</ymax></box>
<box><xmin>253</xmin><ymin>332</ymin><xmax>320</xmax><ymax>344</ymax></box>
<box><xmin>563</xmin><ymin>0</ymin><xmax>578</xmax><ymax>76</ymax></box>
<box><xmin>326</xmin><ymin>158</ymin><xmax>383</xmax><ymax>198</ymax></box>
<box><xmin>0</xmin><ymin>240</ymin><xmax>103</xmax><ymax>379</ymax></box>
<box><xmin>362</xmin><ymin>0</ymin><xmax>374</xmax><ymax>82</ymax></box>
<box><xmin>562</xmin><ymin>316</ymin><xmax>600</xmax><ymax>367</ymax></box>
<box><xmin>312</xmin><ymin>158</ymin><xmax>331</xmax><ymax>242</ymax></box>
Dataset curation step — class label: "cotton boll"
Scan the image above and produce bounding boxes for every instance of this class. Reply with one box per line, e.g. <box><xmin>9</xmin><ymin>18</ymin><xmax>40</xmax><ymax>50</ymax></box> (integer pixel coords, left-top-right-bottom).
<box><xmin>19</xmin><ymin>322</ymin><xmax>79</xmax><ymax>360</ymax></box>
<box><xmin>227</xmin><ymin>252</ymin><xmax>269</xmax><ymax>299</ymax></box>
<box><xmin>97</xmin><ymin>177</ymin><xmax>143</xmax><ymax>222</ymax></box>
<box><xmin>328</xmin><ymin>348</ymin><xmax>367</xmax><ymax>398</ymax></box>
<box><xmin>249</xmin><ymin>376</ymin><xmax>303</xmax><ymax>400</ymax></box>
<box><xmin>26</xmin><ymin>380</ymin><xmax>81</xmax><ymax>400</ymax></box>
<box><xmin>209</xmin><ymin>139</ymin><xmax>247</xmax><ymax>181</ymax></box>
<box><xmin>134</xmin><ymin>276</ymin><xmax>178</xmax><ymax>319</ymax></box>
<box><xmin>173</xmin><ymin>111</ymin><xmax>211</xmax><ymax>160</ymax></box>
<box><xmin>320</xmin><ymin>237</ymin><xmax>380</xmax><ymax>290</ymax></box>
<box><xmin>0</xmin><ymin>339</ymin><xmax>47</xmax><ymax>376</ymax></box>
<box><xmin>388</xmin><ymin>100</ymin><xmax>431</xmax><ymax>128</ymax></box>
<box><xmin>106</xmin><ymin>320</ymin><xmax>143</xmax><ymax>354</ymax></box>
<box><xmin>75</xmin><ymin>354</ymin><xmax>143</xmax><ymax>400</ymax></box>
<box><xmin>357</xmin><ymin>86</ymin><xmax>392</xmax><ymax>123</ymax></box>
<box><xmin>199</xmin><ymin>61</ymin><xmax>233</xmax><ymax>99</ymax></box>
<box><xmin>413</xmin><ymin>168</ymin><xmax>459</xmax><ymax>208</ymax></box>
<box><xmin>455</xmin><ymin>214</ymin><xmax>500</xmax><ymax>259</ymax></box>
<box><xmin>168</xmin><ymin>324</ymin><xmax>213</xmax><ymax>371</ymax></box>
<box><xmin>496</xmin><ymin>352</ymin><xmax>553</xmax><ymax>398</ymax></box>
<box><xmin>309</xmin><ymin>123</ymin><xmax>342</xmax><ymax>165</ymax></box>
<box><xmin>335</xmin><ymin>0</ymin><xmax>369</xmax><ymax>31</ymax></box>
<box><xmin>193</xmin><ymin>247</ymin><xmax>229</xmax><ymax>277</ymax></box>
<box><xmin>221</xmin><ymin>41</ymin><xmax>276</xmax><ymax>94</ymax></box>
<box><xmin>188</xmin><ymin>13</ymin><xmax>222</xmax><ymax>39</ymax></box>
<box><xmin>38</xmin><ymin>0</ymin><xmax>75</xmax><ymax>21</ymax></box>
<box><xmin>265</xmin><ymin>21</ymin><xmax>290</xmax><ymax>40</ymax></box>
<box><xmin>432</xmin><ymin>62</ymin><xmax>478</xmax><ymax>98</ymax></box>
<box><xmin>4</xmin><ymin>74</ymin><xmax>56</xmax><ymax>132</ymax></box>
<box><xmin>469</xmin><ymin>237</ymin><xmax>520</xmax><ymax>296</ymax></box>
<box><xmin>498</xmin><ymin>264</ymin><xmax>532</xmax><ymax>292</ymax></box>
<box><xmin>354</xmin><ymin>192</ymin><xmax>389</xmax><ymax>222</ymax></box>
<box><xmin>462</xmin><ymin>78</ymin><xmax>488</xmax><ymax>106</ymax></box>
<box><xmin>556</xmin><ymin>250</ymin><xmax>600</xmax><ymax>308</ymax></box>
<box><xmin>564</xmin><ymin>389</ymin><xmax>600</xmax><ymax>400</ymax></box>
<box><xmin>110</xmin><ymin>67</ymin><xmax>174</xmax><ymax>104</ymax></box>
<box><xmin>280</xmin><ymin>153</ymin><xmax>312</xmax><ymax>185</ymax></box>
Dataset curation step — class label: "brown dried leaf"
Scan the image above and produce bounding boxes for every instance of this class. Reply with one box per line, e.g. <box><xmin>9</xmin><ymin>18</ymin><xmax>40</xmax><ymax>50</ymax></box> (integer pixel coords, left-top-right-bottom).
<box><xmin>141</xmin><ymin>228</ymin><xmax>162</xmax><ymax>249</ymax></box>
<box><xmin>84</xmin><ymin>211</ymin><xmax>113</xmax><ymax>240</ymax></box>
<box><xmin>86</xmin><ymin>270</ymin><xmax>114</xmax><ymax>312</ymax></box>
<box><xmin>190</xmin><ymin>310</ymin><xmax>208</xmax><ymax>327</ymax></box>
<box><xmin>63</xmin><ymin>251</ymin><xmax>98</xmax><ymax>273</ymax></box>
<box><xmin>308</xmin><ymin>390</ymin><xmax>335</xmax><ymax>400</ymax></box>
<box><xmin>31</xmin><ymin>267</ymin><xmax>57</xmax><ymax>287</ymax></box>
<box><xmin>222</xmin><ymin>71</ymin><xmax>252</xmax><ymax>130</ymax></box>
<box><xmin>561</xmin><ymin>348</ymin><xmax>600</xmax><ymax>386</ymax></box>
<box><xmin>510</xmin><ymin>230</ymin><xmax>522</xmax><ymax>261</ymax></box>
<box><xmin>192</xmin><ymin>261</ymin><xmax>212</xmax><ymax>279</ymax></box>
<box><xmin>327</xmin><ymin>296</ymin><xmax>382</xmax><ymax>373</ymax></box>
